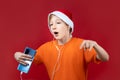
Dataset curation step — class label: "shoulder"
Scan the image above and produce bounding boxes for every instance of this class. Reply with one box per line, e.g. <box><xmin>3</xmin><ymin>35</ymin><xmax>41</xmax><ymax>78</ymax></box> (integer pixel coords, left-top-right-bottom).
<box><xmin>72</xmin><ymin>37</ymin><xmax>84</xmax><ymax>44</ymax></box>
<box><xmin>67</xmin><ymin>37</ymin><xmax>84</xmax><ymax>48</ymax></box>
<box><xmin>36</xmin><ymin>40</ymin><xmax>53</xmax><ymax>50</ymax></box>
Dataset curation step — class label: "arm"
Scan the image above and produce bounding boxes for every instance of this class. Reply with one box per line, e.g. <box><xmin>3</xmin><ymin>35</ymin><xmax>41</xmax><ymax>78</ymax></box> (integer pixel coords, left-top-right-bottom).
<box><xmin>80</xmin><ymin>40</ymin><xmax>109</xmax><ymax>61</ymax></box>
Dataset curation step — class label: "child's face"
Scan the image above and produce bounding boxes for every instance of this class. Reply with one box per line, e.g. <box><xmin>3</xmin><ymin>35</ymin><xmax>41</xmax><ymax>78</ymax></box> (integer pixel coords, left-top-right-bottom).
<box><xmin>49</xmin><ymin>15</ymin><xmax>70</xmax><ymax>40</ymax></box>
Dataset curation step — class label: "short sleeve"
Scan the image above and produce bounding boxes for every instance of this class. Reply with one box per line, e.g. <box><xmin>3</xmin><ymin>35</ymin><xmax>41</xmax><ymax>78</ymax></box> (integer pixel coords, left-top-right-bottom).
<box><xmin>84</xmin><ymin>48</ymin><xmax>101</xmax><ymax>64</ymax></box>
<box><xmin>33</xmin><ymin>46</ymin><xmax>44</xmax><ymax>64</ymax></box>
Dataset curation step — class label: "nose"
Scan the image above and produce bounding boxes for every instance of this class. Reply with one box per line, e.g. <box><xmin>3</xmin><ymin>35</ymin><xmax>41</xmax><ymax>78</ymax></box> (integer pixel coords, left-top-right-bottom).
<box><xmin>51</xmin><ymin>24</ymin><xmax>56</xmax><ymax>30</ymax></box>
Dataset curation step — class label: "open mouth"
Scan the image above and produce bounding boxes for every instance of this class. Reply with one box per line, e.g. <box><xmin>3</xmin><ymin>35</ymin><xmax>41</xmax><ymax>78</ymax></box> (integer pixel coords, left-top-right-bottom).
<box><xmin>54</xmin><ymin>32</ymin><xmax>58</xmax><ymax>34</ymax></box>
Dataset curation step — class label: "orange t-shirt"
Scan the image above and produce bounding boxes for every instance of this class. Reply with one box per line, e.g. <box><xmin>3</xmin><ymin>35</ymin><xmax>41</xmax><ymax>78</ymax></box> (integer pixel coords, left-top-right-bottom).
<box><xmin>34</xmin><ymin>37</ymin><xmax>100</xmax><ymax>80</ymax></box>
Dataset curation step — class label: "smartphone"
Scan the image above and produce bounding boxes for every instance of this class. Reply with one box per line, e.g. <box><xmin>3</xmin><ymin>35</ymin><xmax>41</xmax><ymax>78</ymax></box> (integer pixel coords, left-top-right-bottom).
<box><xmin>17</xmin><ymin>47</ymin><xmax>36</xmax><ymax>73</ymax></box>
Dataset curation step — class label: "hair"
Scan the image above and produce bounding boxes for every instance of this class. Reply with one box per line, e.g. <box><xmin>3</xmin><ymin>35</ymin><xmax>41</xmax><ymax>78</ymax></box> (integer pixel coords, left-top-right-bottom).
<box><xmin>69</xmin><ymin>27</ymin><xmax>72</xmax><ymax>33</ymax></box>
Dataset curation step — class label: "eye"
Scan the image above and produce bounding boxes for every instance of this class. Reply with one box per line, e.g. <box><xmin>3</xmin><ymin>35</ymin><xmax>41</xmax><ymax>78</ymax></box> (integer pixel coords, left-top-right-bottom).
<box><xmin>57</xmin><ymin>21</ymin><xmax>61</xmax><ymax>24</ymax></box>
<box><xmin>49</xmin><ymin>23</ymin><xmax>53</xmax><ymax>26</ymax></box>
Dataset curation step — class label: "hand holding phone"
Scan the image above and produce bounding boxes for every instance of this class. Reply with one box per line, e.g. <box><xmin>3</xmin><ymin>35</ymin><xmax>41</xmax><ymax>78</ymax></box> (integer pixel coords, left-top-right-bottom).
<box><xmin>17</xmin><ymin>47</ymin><xmax>36</xmax><ymax>73</ymax></box>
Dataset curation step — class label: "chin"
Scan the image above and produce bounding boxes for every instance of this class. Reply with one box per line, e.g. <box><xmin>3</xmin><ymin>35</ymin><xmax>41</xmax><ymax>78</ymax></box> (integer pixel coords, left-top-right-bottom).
<box><xmin>54</xmin><ymin>37</ymin><xmax>60</xmax><ymax>40</ymax></box>
<box><xmin>54</xmin><ymin>37</ymin><xmax>62</xmax><ymax>40</ymax></box>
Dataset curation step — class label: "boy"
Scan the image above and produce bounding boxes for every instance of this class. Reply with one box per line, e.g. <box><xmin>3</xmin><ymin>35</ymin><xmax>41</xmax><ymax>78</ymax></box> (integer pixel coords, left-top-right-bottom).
<box><xmin>14</xmin><ymin>10</ymin><xmax>109</xmax><ymax>80</ymax></box>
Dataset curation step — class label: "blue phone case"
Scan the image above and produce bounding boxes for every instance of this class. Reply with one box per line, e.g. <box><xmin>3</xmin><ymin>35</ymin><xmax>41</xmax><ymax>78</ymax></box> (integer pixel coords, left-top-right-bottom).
<box><xmin>17</xmin><ymin>47</ymin><xmax>36</xmax><ymax>73</ymax></box>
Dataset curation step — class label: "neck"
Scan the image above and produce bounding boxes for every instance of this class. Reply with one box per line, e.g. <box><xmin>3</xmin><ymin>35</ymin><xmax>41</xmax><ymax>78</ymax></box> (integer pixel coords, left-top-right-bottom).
<box><xmin>57</xmin><ymin>34</ymin><xmax>72</xmax><ymax>45</ymax></box>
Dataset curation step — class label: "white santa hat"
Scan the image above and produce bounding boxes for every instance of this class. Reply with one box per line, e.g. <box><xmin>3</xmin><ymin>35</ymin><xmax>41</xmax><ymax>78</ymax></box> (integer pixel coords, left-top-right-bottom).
<box><xmin>48</xmin><ymin>10</ymin><xmax>74</xmax><ymax>33</ymax></box>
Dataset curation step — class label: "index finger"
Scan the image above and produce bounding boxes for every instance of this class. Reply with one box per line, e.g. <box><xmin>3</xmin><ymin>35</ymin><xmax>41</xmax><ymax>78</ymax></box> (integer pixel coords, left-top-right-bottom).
<box><xmin>80</xmin><ymin>40</ymin><xmax>85</xmax><ymax>49</ymax></box>
<box><xmin>22</xmin><ymin>54</ymin><xmax>32</xmax><ymax>58</ymax></box>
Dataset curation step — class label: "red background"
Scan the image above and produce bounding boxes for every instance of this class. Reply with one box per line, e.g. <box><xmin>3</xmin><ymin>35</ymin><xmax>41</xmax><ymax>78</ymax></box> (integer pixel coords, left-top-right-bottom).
<box><xmin>0</xmin><ymin>0</ymin><xmax>119</xmax><ymax>80</ymax></box>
